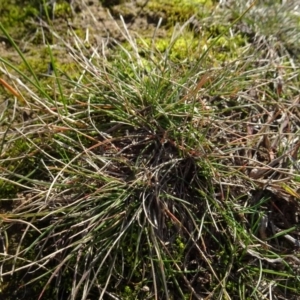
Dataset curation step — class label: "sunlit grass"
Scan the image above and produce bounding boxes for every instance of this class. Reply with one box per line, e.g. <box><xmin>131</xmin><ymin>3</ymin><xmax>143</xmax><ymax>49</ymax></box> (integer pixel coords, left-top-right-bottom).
<box><xmin>0</xmin><ymin>0</ymin><xmax>300</xmax><ymax>299</ymax></box>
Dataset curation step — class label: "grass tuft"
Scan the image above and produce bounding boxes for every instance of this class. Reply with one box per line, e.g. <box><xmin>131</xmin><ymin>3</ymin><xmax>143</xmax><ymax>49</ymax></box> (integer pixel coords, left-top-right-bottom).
<box><xmin>0</xmin><ymin>0</ymin><xmax>300</xmax><ymax>299</ymax></box>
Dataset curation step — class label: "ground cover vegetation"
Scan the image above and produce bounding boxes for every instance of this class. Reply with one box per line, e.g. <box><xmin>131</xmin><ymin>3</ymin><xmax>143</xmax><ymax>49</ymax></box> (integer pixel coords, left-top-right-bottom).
<box><xmin>0</xmin><ymin>0</ymin><xmax>300</xmax><ymax>299</ymax></box>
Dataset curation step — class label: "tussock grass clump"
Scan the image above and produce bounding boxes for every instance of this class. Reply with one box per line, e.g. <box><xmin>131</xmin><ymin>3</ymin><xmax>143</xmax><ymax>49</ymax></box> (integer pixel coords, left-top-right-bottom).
<box><xmin>0</xmin><ymin>1</ymin><xmax>300</xmax><ymax>299</ymax></box>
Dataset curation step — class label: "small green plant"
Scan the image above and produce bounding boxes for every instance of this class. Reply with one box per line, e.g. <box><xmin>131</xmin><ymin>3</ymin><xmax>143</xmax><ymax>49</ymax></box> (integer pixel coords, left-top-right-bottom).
<box><xmin>0</xmin><ymin>0</ymin><xmax>300</xmax><ymax>299</ymax></box>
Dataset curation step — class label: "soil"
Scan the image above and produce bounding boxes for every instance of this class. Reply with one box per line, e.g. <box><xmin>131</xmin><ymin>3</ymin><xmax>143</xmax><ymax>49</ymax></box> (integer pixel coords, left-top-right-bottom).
<box><xmin>0</xmin><ymin>0</ymin><xmax>169</xmax><ymax>67</ymax></box>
